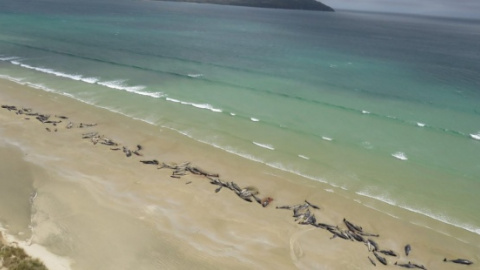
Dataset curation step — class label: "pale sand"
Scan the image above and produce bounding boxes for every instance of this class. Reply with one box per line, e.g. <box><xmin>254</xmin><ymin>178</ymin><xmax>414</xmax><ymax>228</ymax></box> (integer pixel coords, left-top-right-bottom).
<box><xmin>0</xmin><ymin>78</ymin><xmax>479</xmax><ymax>269</ymax></box>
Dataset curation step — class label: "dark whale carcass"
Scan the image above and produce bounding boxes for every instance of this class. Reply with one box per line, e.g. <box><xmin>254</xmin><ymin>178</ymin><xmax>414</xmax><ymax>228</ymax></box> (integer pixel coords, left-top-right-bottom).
<box><xmin>443</xmin><ymin>258</ymin><xmax>473</xmax><ymax>265</ymax></box>
<box><xmin>373</xmin><ymin>251</ymin><xmax>387</xmax><ymax>265</ymax></box>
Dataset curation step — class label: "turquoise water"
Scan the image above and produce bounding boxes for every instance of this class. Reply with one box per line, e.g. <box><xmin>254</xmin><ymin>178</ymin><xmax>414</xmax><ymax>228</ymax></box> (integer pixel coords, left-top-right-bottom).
<box><xmin>1</xmin><ymin>0</ymin><xmax>480</xmax><ymax>237</ymax></box>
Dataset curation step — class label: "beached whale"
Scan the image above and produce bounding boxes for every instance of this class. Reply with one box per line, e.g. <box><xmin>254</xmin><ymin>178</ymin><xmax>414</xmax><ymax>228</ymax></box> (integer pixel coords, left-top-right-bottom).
<box><xmin>123</xmin><ymin>146</ymin><xmax>132</xmax><ymax>157</ymax></box>
<box><xmin>1</xmin><ymin>105</ymin><xmax>17</xmax><ymax>111</ymax></box>
<box><xmin>305</xmin><ymin>200</ymin><xmax>320</xmax><ymax>209</ymax></box>
<box><xmin>347</xmin><ymin>231</ymin><xmax>364</xmax><ymax>242</ymax></box>
<box><xmin>343</xmin><ymin>218</ymin><xmax>363</xmax><ymax>233</ymax></box>
<box><xmin>374</xmin><ymin>251</ymin><xmax>387</xmax><ymax>265</ymax></box>
<box><xmin>443</xmin><ymin>258</ymin><xmax>473</xmax><ymax>265</ymax></box>
<box><xmin>405</xmin><ymin>244</ymin><xmax>411</xmax><ymax>256</ymax></box>
<box><xmin>187</xmin><ymin>165</ymin><xmax>219</xmax><ymax>178</ymax></box>
<box><xmin>395</xmin><ymin>261</ymin><xmax>427</xmax><ymax>270</ymax></box>
<box><xmin>394</xmin><ymin>261</ymin><xmax>416</xmax><ymax>268</ymax></box>
<box><xmin>100</xmin><ymin>138</ymin><xmax>117</xmax><ymax>146</ymax></box>
<box><xmin>380</xmin><ymin>249</ymin><xmax>397</xmax><ymax>257</ymax></box>
<box><xmin>329</xmin><ymin>231</ymin><xmax>349</xmax><ymax>240</ymax></box>
<box><xmin>359</xmin><ymin>231</ymin><xmax>380</xmax><ymax>237</ymax></box>
<box><xmin>314</xmin><ymin>223</ymin><xmax>336</xmax><ymax>230</ymax></box>
<box><xmin>367</xmin><ymin>239</ymin><xmax>379</xmax><ymax>252</ymax></box>
<box><xmin>140</xmin><ymin>160</ymin><xmax>159</xmax><ymax>165</ymax></box>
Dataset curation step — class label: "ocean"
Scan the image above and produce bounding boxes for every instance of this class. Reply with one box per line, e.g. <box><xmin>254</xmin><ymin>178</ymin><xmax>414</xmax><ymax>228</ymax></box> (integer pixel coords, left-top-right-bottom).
<box><xmin>1</xmin><ymin>0</ymin><xmax>480</xmax><ymax>243</ymax></box>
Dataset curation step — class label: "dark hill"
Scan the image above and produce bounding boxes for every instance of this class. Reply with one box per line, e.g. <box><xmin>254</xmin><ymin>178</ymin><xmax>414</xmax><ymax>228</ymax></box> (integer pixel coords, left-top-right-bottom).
<box><xmin>157</xmin><ymin>0</ymin><xmax>335</xmax><ymax>11</ymax></box>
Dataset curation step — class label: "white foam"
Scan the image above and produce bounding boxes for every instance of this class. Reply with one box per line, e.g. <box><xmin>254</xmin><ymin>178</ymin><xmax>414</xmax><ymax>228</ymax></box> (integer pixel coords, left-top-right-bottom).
<box><xmin>253</xmin><ymin>142</ymin><xmax>275</xmax><ymax>150</ymax></box>
<box><xmin>230</xmin><ymin>113</ymin><xmax>236</xmax><ymax>116</ymax></box>
<box><xmin>191</xmin><ymin>103</ymin><xmax>222</xmax><ymax>112</ymax></box>
<box><xmin>0</xmin><ymin>74</ymin><xmax>25</xmax><ymax>84</ymax></box>
<box><xmin>266</xmin><ymin>162</ymin><xmax>328</xmax><ymax>184</ymax></box>
<box><xmin>81</xmin><ymin>77</ymin><xmax>99</xmax><ymax>84</ymax></box>
<box><xmin>166</xmin><ymin>97</ymin><xmax>181</xmax><ymax>103</ymax></box>
<box><xmin>24</xmin><ymin>82</ymin><xmax>58</xmax><ymax>93</ymax></box>
<box><xmin>221</xmin><ymin>147</ymin><xmax>264</xmax><ymax>163</ymax></box>
<box><xmin>322</xmin><ymin>136</ymin><xmax>333</xmax><ymax>141</ymax></box>
<box><xmin>0</xmin><ymin>74</ymin><xmax>60</xmax><ymax>95</ymax></box>
<box><xmin>0</xmin><ymin>56</ymin><xmax>19</xmax><ymax>61</ymax></box>
<box><xmin>416</xmin><ymin>122</ymin><xmax>426</xmax><ymax>127</ymax></box>
<box><xmin>325</xmin><ymin>189</ymin><xmax>334</xmax><ymax>193</ymax></box>
<box><xmin>0</xmin><ymin>75</ymin><xmax>164</xmax><ymax>129</ymax></box>
<box><xmin>11</xmin><ymin>61</ymin><xmax>84</xmax><ymax>81</ymax></box>
<box><xmin>187</xmin><ymin>73</ymin><xmax>204</xmax><ymax>78</ymax></box>
<box><xmin>361</xmin><ymin>110</ymin><xmax>370</xmax><ymax>114</ymax></box>
<box><xmin>8</xmin><ymin>61</ymin><xmax>162</xmax><ymax>98</ymax></box>
<box><xmin>62</xmin><ymin>92</ymin><xmax>75</xmax><ymax>98</ymax></box>
<box><xmin>392</xmin><ymin>152</ymin><xmax>408</xmax><ymax>161</ymax></box>
<box><xmin>97</xmin><ymin>80</ymin><xmax>151</xmax><ymax>94</ymax></box>
<box><xmin>165</xmin><ymin>97</ymin><xmax>222</xmax><ymax>113</ymax></box>
<box><xmin>162</xmin><ymin>126</ymin><xmax>264</xmax><ymax>164</ymax></box>
<box><xmin>106</xmin><ymin>82</ymin><xmax>162</xmax><ymax>98</ymax></box>
<box><xmin>298</xmin><ymin>154</ymin><xmax>310</xmax><ymax>160</ymax></box>
<box><xmin>250</xmin><ymin>117</ymin><xmax>260</xmax><ymax>122</ymax></box>
<box><xmin>470</xmin><ymin>133</ymin><xmax>480</xmax><ymax>140</ymax></box>
<box><xmin>0</xmin><ymin>74</ymin><xmax>77</xmax><ymax>99</ymax></box>
<box><xmin>92</xmin><ymin>104</ymin><xmax>157</xmax><ymax>126</ymax></box>
<box><xmin>356</xmin><ymin>190</ymin><xmax>398</xmax><ymax>206</ymax></box>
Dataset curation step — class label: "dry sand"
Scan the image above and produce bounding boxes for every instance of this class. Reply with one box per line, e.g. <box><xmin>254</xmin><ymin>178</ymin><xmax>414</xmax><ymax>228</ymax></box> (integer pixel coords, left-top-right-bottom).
<box><xmin>0</xmin><ymin>78</ymin><xmax>478</xmax><ymax>269</ymax></box>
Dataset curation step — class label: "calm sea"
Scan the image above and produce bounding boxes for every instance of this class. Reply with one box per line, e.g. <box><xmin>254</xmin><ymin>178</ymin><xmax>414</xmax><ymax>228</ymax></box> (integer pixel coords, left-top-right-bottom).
<box><xmin>1</xmin><ymin>0</ymin><xmax>480</xmax><ymax>238</ymax></box>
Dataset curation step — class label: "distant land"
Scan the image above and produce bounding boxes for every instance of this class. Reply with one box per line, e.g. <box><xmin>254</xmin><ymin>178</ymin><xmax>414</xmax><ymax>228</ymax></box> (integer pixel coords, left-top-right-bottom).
<box><xmin>155</xmin><ymin>0</ymin><xmax>335</xmax><ymax>11</ymax></box>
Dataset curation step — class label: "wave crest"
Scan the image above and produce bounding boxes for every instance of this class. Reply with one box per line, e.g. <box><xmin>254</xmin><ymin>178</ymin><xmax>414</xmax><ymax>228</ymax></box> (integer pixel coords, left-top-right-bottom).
<box><xmin>252</xmin><ymin>142</ymin><xmax>275</xmax><ymax>150</ymax></box>
<box><xmin>165</xmin><ymin>97</ymin><xmax>222</xmax><ymax>113</ymax></box>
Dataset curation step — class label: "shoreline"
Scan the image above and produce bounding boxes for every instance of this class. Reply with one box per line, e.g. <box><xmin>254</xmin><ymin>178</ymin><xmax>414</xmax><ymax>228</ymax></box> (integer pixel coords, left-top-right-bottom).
<box><xmin>0</xmin><ymin>78</ymin><xmax>478</xmax><ymax>269</ymax></box>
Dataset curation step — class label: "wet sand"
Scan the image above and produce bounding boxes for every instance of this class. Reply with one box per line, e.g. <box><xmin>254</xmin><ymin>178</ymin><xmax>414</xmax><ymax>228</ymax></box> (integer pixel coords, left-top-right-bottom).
<box><xmin>0</xmin><ymin>78</ymin><xmax>479</xmax><ymax>269</ymax></box>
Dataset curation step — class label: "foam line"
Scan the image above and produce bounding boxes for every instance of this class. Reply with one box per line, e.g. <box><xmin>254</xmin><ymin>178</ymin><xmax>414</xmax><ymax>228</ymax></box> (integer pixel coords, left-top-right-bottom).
<box><xmin>165</xmin><ymin>97</ymin><xmax>222</xmax><ymax>113</ymax></box>
<box><xmin>252</xmin><ymin>142</ymin><xmax>275</xmax><ymax>150</ymax></box>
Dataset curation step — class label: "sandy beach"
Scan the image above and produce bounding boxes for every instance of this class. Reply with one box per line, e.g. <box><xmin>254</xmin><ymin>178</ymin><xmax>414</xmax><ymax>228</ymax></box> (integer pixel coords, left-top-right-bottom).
<box><xmin>1</xmin><ymin>78</ymin><xmax>479</xmax><ymax>269</ymax></box>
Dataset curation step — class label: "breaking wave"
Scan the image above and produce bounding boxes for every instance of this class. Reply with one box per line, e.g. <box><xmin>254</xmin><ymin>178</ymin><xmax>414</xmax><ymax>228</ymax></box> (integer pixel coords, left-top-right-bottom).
<box><xmin>470</xmin><ymin>132</ymin><xmax>480</xmax><ymax>140</ymax></box>
<box><xmin>165</xmin><ymin>97</ymin><xmax>222</xmax><ymax>113</ymax></box>
<box><xmin>187</xmin><ymin>73</ymin><xmax>203</xmax><ymax>78</ymax></box>
<box><xmin>96</xmin><ymin>80</ymin><xmax>162</xmax><ymax>98</ymax></box>
<box><xmin>252</xmin><ymin>142</ymin><xmax>275</xmax><ymax>150</ymax></box>
<box><xmin>6</xmin><ymin>60</ymin><xmax>162</xmax><ymax>98</ymax></box>
<box><xmin>391</xmin><ymin>152</ymin><xmax>408</xmax><ymax>161</ymax></box>
<box><xmin>10</xmin><ymin>60</ymin><xmax>97</xmax><ymax>82</ymax></box>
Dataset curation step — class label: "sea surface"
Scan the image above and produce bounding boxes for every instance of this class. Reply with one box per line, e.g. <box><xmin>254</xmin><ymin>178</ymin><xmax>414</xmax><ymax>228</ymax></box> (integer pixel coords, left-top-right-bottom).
<box><xmin>1</xmin><ymin>0</ymin><xmax>480</xmax><ymax>241</ymax></box>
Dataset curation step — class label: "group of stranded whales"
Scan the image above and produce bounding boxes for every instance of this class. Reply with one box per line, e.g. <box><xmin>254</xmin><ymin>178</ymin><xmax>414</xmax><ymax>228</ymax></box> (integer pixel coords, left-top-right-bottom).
<box><xmin>1</xmin><ymin>103</ymin><xmax>475</xmax><ymax>268</ymax></box>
